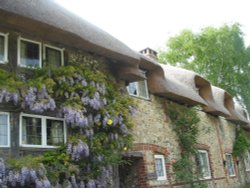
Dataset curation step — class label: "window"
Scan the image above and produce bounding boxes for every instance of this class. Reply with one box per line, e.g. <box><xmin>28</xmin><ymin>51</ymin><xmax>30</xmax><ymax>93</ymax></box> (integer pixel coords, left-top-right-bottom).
<box><xmin>20</xmin><ymin>114</ymin><xmax>66</xmax><ymax>148</ymax></box>
<box><xmin>127</xmin><ymin>78</ymin><xmax>149</xmax><ymax>99</ymax></box>
<box><xmin>196</xmin><ymin>150</ymin><xmax>211</xmax><ymax>179</ymax></box>
<box><xmin>18</xmin><ymin>37</ymin><xmax>42</xmax><ymax>68</ymax></box>
<box><xmin>44</xmin><ymin>45</ymin><xmax>64</xmax><ymax>67</ymax></box>
<box><xmin>226</xmin><ymin>153</ymin><xmax>236</xmax><ymax>176</ymax></box>
<box><xmin>154</xmin><ymin>155</ymin><xmax>167</xmax><ymax>180</ymax></box>
<box><xmin>0</xmin><ymin>32</ymin><xmax>8</xmax><ymax>63</ymax></box>
<box><xmin>0</xmin><ymin>113</ymin><xmax>10</xmax><ymax>147</ymax></box>
<box><xmin>244</xmin><ymin>151</ymin><xmax>250</xmax><ymax>171</ymax></box>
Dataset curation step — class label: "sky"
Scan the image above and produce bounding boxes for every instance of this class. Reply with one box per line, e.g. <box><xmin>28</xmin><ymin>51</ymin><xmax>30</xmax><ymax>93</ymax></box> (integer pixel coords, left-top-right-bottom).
<box><xmin>55</xmin><ymin>0</ymin><xmax>250</xmax><ymax>51</ymax></box>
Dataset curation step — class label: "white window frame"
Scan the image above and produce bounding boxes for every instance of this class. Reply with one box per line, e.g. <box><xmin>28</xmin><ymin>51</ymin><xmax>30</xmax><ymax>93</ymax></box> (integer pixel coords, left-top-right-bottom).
<box><xmin>197</xmin><ymin>150</ymin><xmax>211</xmax><ymax>180</ymax></box>
<box><xmin>225</xmin><ymin>153</ymin><xmax>236</xmax><ymax>177</ymax></box>
<box><xmin>0</xmin><ymin>32</ymin><xmax>9</xmax><ymax>63</ymax></box>
<box><xmin>17</xmin><ymin>37</ymin><xmax>42</xmax><ymax>68</ymax></box>
<box><xmin>154</xmin><ymin>154</ymin><xmax>167</xmax><ymax>181</ymax></box>
<box><xmin>127</xmin><ymin>70</ymin><xmax>149</xmax><ymax>99</ymax></box>
<box><xmin>244</xmin><ymin>150</ymin><xmax>250</xmax><ymax>171</ymax></box>
<box><xmin>43</xmin><ymin>44</ymin><xmax>64</xmax><ymax>66</ymax></box>
<box><xmin>19</xmin><ymin>113</ymin><xmax>66</xmax><ymax>148</ymax></box>
<box><xmin>0</xmin><ymin>112</ymin><xmax>10</xmax><ymax>148</ymax></box>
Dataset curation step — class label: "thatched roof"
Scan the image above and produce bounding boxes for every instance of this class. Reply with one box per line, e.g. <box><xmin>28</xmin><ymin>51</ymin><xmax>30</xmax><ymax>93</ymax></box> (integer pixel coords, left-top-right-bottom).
<box><xmin>203</xmin><ymin>86</ymin><xmax>231</xmax><ymax>117</ymax></box>
<box><xmin>0</xmin><ymin>0</ymin><xmax>249</xmax><ymax>125</ymax></box>
<box><xmin>147</xmin><ymin>64</ymin><xmax>207</xmax><ymax>106</ymax></box>
<box><xmin>0</xmin><ymin>0</ymin><xmax>144</xmax><ymax>81</ymax></box>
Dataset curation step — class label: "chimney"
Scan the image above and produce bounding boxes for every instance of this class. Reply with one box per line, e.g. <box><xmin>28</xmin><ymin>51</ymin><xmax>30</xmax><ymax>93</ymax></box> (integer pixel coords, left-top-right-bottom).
<box><xmin>140</xmin><ymin>47</ymin><xmax>158</xmax><ymax>61</ymax></box>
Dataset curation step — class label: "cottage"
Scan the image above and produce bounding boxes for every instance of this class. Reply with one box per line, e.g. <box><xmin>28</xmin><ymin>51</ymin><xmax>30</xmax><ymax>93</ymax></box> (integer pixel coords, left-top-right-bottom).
<box><xmin>0</xmin><ymin>0</ymin><xmax>250</xmax><ymax>188</ymax></box>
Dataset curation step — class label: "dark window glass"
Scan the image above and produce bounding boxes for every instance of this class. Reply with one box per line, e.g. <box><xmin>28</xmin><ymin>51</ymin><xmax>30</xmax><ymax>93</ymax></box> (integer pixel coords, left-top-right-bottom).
<box><xmin>20</xmin><ymin>40</ymin><xmax>40</xmax><ymax>67</ymax></box>
<box><xmin>22</xmin><ymin>116</ymin><xmax>42</xmax><ymax>145</ymax></box>
<box><xmin>45</xmin><ymin>47</ymin><xmax>62</xmax><ymax>67</ymax></box>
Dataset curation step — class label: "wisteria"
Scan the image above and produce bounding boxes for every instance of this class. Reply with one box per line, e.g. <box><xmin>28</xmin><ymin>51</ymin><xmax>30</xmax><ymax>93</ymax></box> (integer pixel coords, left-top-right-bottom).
<box><xmin>0</xmin><ymin>57</ymin><xmax>135</xmax><ymax>188</ymax></box>
<box><xmin>23</xmin><ymin>86</ymin><xmax>56</xmax><ymax>113</ymax></box>
<box><xmin>0</xmin><ymin>89</ymin><xmax>19</xmax><ymax>105</ymax></box>
<box><xmin>67</xmin><ymin>140</ymin><xmax>90</xmax><ymax>161</ymax></box>
<box><xmin>0</xmin><ymin>159</ymin><xmax>52</xmax><ymax>188</ymax></box>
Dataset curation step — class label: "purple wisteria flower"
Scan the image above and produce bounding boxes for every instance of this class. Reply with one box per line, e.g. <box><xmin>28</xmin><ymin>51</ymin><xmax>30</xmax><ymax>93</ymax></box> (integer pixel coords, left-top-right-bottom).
<box><xmin>79</xmin><ymin>181</ymin><xmax>85</xmax><ymax>188</ymax></box>
<box><xmin>0</xmin><ymin>90</ymin><xmax>20</xmax><ymax>105</ymax></box>
<box><xmin>0</xmin><ymin>158</ymin><xmax>5</xmax><ymax>178</ymax></box>
<box><xmin>24</xmin><ymin>86</ymin><xmax>56</xmax><ymax>113</ymax></box>
<box><xmin>43</xmin><ymin>179</ymin><xmax>52</xmax><ymax>188</ymax></box>
<box><xmin>61</xmin><ymin>107</ymin><xmax>88</xmax><ymax>127</ymax></box>
<box><xmin>94</xmin><ymin>114</ymin><xmax>101</xmax><ymax>124</ymax></box>
<box><xmin>67</xmin><ymin>140</ymin><xmax>89</xmax><ymax>161</ymax></box>
<box><xmin>86</xmin><ymin>179</ymin><xmax>96</xmax><ymax>188</ymax></box>
<box><xmin>120</xmin><ymin>124</ymin><xmax>128</xmax><ymax>135</ymax></box>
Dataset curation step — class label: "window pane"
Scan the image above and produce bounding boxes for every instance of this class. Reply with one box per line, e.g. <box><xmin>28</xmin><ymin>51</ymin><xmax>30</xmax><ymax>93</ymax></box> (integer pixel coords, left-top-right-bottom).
<box><xmin>0</xmin><ymin>114</ymin><xmax>8</xmax><ymax>145</ymax></box>
<box><xmin>137</xmin><ymin>80</ymin><xmax>148</xmax><ymax>98</ymax></box>
<box><xmin>22</xmin><ymin>116</ymin><xmax>42</xmax><ymax>145</ymax></box>
<box><xmin>155</xmin><ymin>158</ymin><xmax>164</xmax><ymax>177</ymax></box>
<box><xmin>127</xmin><ymin>82</ymin><xmax>137</xmax><ymax>96</ymax></box>
<box><xmin>226</xmin><ymin>154</ymin><xmax>235</xmax><ymax>176</ymax></box>
<box><xmin>0</xmin><ymin>36</ymin><xmax>4</xmax><ymax>61</ymax></box>
<box><xmin>47</xmin><ymin>119</ymin><xmax>64</xmax><ymax>146</ymax></box>
<box><xmin>45</xmin><ymin>47</ymin><xmax>61</xmax><ymax>67</ymax></box>
<box><xmin>245</xmin><ymin>151</ymin><xmax>250</xmax><ymax>171</ymax></box>
<box><xmin>198</xmin><ymin>151</ymin><xmax>210</xmax><ymax>178</ymax></box>
<box><xmin>20</xmin><ymin>40</ymin><xmax>40</xmax><ymax>67</ymax></box>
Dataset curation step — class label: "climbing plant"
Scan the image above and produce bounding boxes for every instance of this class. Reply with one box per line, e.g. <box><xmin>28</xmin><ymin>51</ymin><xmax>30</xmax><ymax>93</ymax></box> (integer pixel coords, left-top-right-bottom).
<box><xmin>233</xmin><ymin>127</ymin><xmax>250</xmax><ymax>157</ymax></box>
<box><xmin>0</xmin><ymin>52</ymin><xmax>135</xmax><ymax>187</ymax></box>
<box><xmin>167</xmin><ymin>102</ymin><xmax>207</xmax><ymax>187</ymax></box>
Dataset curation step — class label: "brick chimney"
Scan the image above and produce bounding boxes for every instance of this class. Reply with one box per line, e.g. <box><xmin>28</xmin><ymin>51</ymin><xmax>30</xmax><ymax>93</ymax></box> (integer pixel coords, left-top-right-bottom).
<box><xmin>140</xmin><ymin>47</ymin><xmax>158</xmax><ymax>61</ymax></box>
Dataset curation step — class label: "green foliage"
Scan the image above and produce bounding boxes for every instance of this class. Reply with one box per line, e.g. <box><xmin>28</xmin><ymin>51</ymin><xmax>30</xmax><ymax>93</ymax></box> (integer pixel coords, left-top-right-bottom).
<box><xmin>0</xmin><ymin>51</ymin><xmax>135</xmax><ymax>186</ymax></box>
<box><xmin>233</xmin><ymin>128</ymin><xmax>250</xmax><ymax>157</ymax></box>
<box><xmin>159</xmin><ymin>23</ymin><xmax>250</xmax><ymax>111</ymax></box>
<box><xmin>168</xmin><ymin>102</ymin><xmax>200</xmax><ymax>154</ymax></box>
<box><xmin>167</xmin><ymin>102</ymin><xmax>205</xmax><ymax>187</ymax></box>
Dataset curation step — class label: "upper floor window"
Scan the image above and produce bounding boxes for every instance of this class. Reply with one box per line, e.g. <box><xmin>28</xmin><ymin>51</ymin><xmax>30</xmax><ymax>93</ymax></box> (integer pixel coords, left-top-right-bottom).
<box><xmin>244</xmin><ymin>150</ymin><xmax>250</xmax><ymax>171</ymax></box>
<box><xmin>44</xmin><ymin>44</ymin><xmax>64</xmax><ymax>67</ymax></box>
<box><xmin>18</xmin><ymin>37</ymin><xmax>64</xmax><ymax>68</ymax></box>
<box><xmin>154</xmin><ymin>155</ymin><xmax>167</xmax><ymax>181</ymax></box>
<box><xmin>196</xmin><ymin>150</ymin><xmax>211</xmax><ymax>179</ymax></box>
<box><xmin>18</xmin><ymin>37</ymin><xmax>42</xmax><ymax>68</ymax></box>
<box><xmin>127</xmin><ymin>71</ymin><xmax>149</xmax><ymax>99</ymax></box>
<box><xmin>0</xmin><ymin>112</ymin><xmax>10</xmax><ymax>147</ymax></box>
<box><xmin>225</xmin><ymin>153</ymin><xmax>236</xmax><ymax>176</ymax></box>
<box><xmin>0</xmin><ymin>32</ymin><xmax>8</xmax><ymax>63</ymax></box>
<box><xmin>20</xmin><ymin>114</ymin><xmax>66</xmax><ymax>148</ymax></box>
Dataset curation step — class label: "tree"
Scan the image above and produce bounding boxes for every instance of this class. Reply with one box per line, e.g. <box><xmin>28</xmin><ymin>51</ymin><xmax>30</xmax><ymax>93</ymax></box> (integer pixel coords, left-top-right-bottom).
<box><xmin>159</xmin><ymin>23</ymin><xmax>250</xmax><ymax>111</ymax></box>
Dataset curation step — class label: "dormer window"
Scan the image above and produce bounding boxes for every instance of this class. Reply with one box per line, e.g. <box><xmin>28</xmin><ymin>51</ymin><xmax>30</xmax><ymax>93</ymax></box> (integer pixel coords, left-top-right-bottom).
<box><xmin>18</xmin><ymin>37</ymin><xmax>42</xmax><ymax>68</ymax></box>
<box><xmin>0</xmin><ymin>32</ymin><xmax>8</xmax><ymax>63</ymax></box>
<box><xmin>127</xmin><ymin>71</ymin><xmax>149</xmax><ymax>99</ymax></box>
<box><xmin>44</xmin><ymin>45</ymin><xmax>64</xmax><ymax>67</ymax></box>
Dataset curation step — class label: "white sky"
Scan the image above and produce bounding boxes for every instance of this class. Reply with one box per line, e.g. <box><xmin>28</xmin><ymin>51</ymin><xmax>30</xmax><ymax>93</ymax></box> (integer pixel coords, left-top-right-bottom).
<box><xmin>55</xmin><ymin>0</ymin><xmax>250</xmax><ymax>51</ymax></box>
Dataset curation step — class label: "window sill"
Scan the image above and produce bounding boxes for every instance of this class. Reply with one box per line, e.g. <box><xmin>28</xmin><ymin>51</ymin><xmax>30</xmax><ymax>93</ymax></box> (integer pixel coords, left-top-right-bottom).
<box><xmin>129</xmin><ymin>94</ymin><xmax>150</xmax><ymax>101</ymax></box>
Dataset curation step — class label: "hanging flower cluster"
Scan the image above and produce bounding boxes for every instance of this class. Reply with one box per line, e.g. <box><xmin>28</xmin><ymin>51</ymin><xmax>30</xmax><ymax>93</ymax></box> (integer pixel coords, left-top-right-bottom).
<box><xmin>0</xmin><ymin>159</ymin><xmax>51</xmax><ymax>188</ymax></box>
<box><xmin>0</xmin><ymin>53</ymin><xmax>135</xmax><ymax>187</ymax></box>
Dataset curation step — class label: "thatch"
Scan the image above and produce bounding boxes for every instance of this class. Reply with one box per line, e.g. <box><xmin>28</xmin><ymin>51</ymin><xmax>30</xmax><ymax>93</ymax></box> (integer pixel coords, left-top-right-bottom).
<box><xmin>0</xmin><ymin>0</ymin><xmax>141</xmax><ymax>69</ymax></box>
<box><xmin>147</xmin><ymin>64</ymin><xmax>207</xmax><ymax>106</ymax></box>
<box><xmin>203</xmin><ymin>86</ymin><xmax>231</xmax><ymax>117</ymax></box>
<box><xmin>226</xmin><ymin>102</ymin><xmax>250</xmax><ymax>124</ymax></box>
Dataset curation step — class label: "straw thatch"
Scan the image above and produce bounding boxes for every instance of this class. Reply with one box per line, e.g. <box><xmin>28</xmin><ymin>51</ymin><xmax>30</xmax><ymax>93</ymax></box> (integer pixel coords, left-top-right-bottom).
<box><xmin>0</xmin><ymin>0</ymin><xmax>141</xmax><ymax>70</ymax></box>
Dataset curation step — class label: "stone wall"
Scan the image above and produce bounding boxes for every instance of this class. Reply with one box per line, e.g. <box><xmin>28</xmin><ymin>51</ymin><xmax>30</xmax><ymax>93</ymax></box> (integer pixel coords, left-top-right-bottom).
<box><xmin>130</xmin><ymin>94</ymin><xmax>249</xmax><ymax>188</ymax></box>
